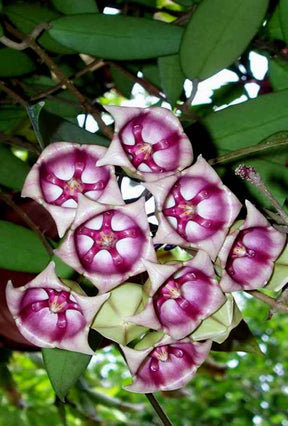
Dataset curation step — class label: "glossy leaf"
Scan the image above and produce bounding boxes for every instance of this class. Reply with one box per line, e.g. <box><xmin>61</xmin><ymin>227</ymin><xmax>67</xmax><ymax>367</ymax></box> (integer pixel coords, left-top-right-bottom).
<box><xmin>180</xmin><ymin>0</ymin><xmax>269</xmax><ymax>80</ymax></box>
<box><xmin>266</xmin><ymin>6</ymin><xmax>285</xmax><ymax>41</ymax></box>
<box><xmin>0</xmin><ymin>48</ymin><xmax>35</xmax><ymax>77</ymax></box>
<box><xmin>51</xmin><ymin>0</ymin><xmax>98</xmax><ymax>14</ymax></box>
<box><xmin>268</xmin><ymin>58</ymin><xmax>288</xmax><ymax>91</ymax></box>
<box><xmin>42</xmin><ymin>348</ymin><xmax>91</xmax><ymax>401</ymax></box>
<box><xmin>280</xmin><ymin>0</ymin><xmax>288</xmax><ymax>43</ymax></box>
<box><xmin>158</xmin><ymin>54</ymin><xmax>185</xmax><ymax>106</ymax></box>
<box><xmin>110</xmin><ymin>66</ymin><xmax>134</xmax><ymax>99</ymax></box>
<box><xmin>0</xmin><ymin>145</ymin><xmax>30</xmax><ymax>190</ymax></box>
<box><xmin>4</xmin><ymin>4</ymin><xmax>75</xmax><ymax>54</ymax></box>
<box><xmin>26</xmin><ymin>103</ymin><xmax>45</xmax><ymax>151</ymax></box>
<box><xmin>49</xmin><ymin>14</ymin><xmax>183</xmax><ymax>60</ymax></box>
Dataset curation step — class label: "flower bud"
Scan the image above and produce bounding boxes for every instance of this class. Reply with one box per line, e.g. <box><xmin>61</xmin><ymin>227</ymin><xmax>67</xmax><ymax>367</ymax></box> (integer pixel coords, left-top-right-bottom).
<box><xmin>129</xmin><ymin>251</ymin><xmax>225</xmax><ymax>340</ymax></box>
<box><xmin>146</xmin><ymin>155</ymin><xmax>242</xmax><ymax>260</ymax></box>
<box><xmin>219</xmin><ymin>201</ymin><xmax>286</xmax><ymax>292</ymax></box>
<box><xmin>6</xmin><ymin>262</ymin><xmax>109</xmax><ymax>354</ymax></box>
<box><xmin>55</xmin><ymin>196</ymin><xmax>156</xmax><ymax>293</ymax></box>
<box><xmin>121</xmin><ymin>335</ymin><xmax>211</xmax><ymax>393</ymax></box>
<box><xmin>97</xmin><ymin>106</ymin><xmax>193</xmax><ymax>181</ymax></box>
<box><xmin>22</xmin><ymin>142</ymin><xmax>123</xmax><ymax>237</ymax></box>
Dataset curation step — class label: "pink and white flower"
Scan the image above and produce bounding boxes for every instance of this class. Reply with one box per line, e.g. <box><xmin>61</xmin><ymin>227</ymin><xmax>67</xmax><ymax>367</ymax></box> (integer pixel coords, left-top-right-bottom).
<box><xmin>6</xmin><ymin>262</ymin><xmax>109</xmax><ymax>354</ymax></box>
<box><xmin>219</xmin><ymin>201</ymin><xmax>286</xmax><ymax>292</ymax></box>
<box><xmin>22</xmin><ymin>142</ymin><xmax>123</xmax><ymax>237</ymax></box>
<box><xmin>55</xmin><ymin>195</ymin><xmax>157</xmax><ymax>293</ymax></box>
<box><xmin>97</xmin><ymin>106</ymin><xmax>193</xmax><ymax>181</ymax></box>
<box><xmin>147</xmin><ymin>155</ymin><xmax>242</xmax><ymax>260</ymax></box>
<box><xmin>129</xmin><ymin>251</ymin><xmax>225</xmax><ymax>339</ymax></box>
<box><xmin>121</xmin><ymin>335</ymin><xmax>211</xmax><ymax>393</ymax></box>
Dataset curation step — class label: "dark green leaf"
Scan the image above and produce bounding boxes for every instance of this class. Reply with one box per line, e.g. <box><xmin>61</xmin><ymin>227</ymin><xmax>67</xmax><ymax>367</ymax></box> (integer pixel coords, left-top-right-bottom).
<box><xmin>266</xmin><ymin>6</ymin><xmax>285</xmax><ymax>41</ymax></box>
<box><xmin>158</xmin><ymin>54</ymin><xmax>185</xmax><ymax>106</ymax></box>
<box><xmin>52</xmin><ymin>0</ymin><xmax>98</xmax><ymax>14</ymax></box>
<box><xmin>0</xmin><ymin>221</ymin><xmax>49</xmax><ymax>273</ymax></box>
<box><xmin>142</xmin><ymin>63</ymin><xmax>161</xmax><ymax>88</ymax></box>
<box><xmin>26</xmin><ymin>102</ymin><xmax>45</xmax><ymax>150</ymax></box>
<box><xmin>0</xmin><ymin>24</ymin><xmax>3</xmax><ymax>37</ymax></box>
<box><xmin>0</xmin><ymin>107</ymin><xmax>26</xmax><ymax>132</ymax></box>
<box><xmin>212</xmin><ymin>82</ymin><xmax>245</xmax><ymax>107</ymax></box>
<box><xmin>39</xmin><ymin>110</ymin><xmax>110</xmax><ymax>147</ymax></box>
<box><xmin>0</xmin><ymin>48</ymin><xmax>35</xmax><ymax>77</ymax></box>
<box><xmin>173</xmin><ymin>0</ymin><xmax>196</xmax><ymax>5</ymax></box>
<box><xmin>180</xmin><ymin>0</ymin><xmax>269</xmax><ymax>80</ymax></box>
<box><xmin>42</xmin><ymin>348</ymin><xmax>91</xmax><ymax>401</ymax></box>
<box><xmin>269</xmin><ymin>58</ymin><xmax>288</xmax><ymax>91</ymax></box>
<box><xmin>44</xmin><ymin>92</ymin><xmax>82</xmax><ymax>119</ymax></box>
<box><xmin>280</xmin><ymin>0</ymin><xmax>288</xmax><ymax>43</ymax></box>
<box><xmin>4</xmin><ymin>4</ymin><xmax>75</xmax><ymax>54</ymax></box>
<box><xmin>49</xmin><ymin>14</ymin><xmax>183</xmax><ymax>60</ymax></box>
<box><xmin>212</xmin><ymin>320</ymin><xmax>262</xmax><ymax>354</ymax></box>
<box><xmin>0</xmin><ymin>145</ymin><xmax>30</xmax><ymax>190</ymax></box>
<box><xmin>110</xmin><ymin>66</ymin><xmax>134</xmax><ymax>99</ymax></box>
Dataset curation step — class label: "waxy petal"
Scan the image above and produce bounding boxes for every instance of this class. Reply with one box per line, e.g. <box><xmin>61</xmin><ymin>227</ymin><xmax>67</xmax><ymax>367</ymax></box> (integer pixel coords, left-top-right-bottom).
<box><xmin>148</xmin><ymin>156</ymin><xmax>242</xmax><ymax>260</ymax></box>
<box><xmin>219</xmin><ymin>201</ymin><xmax>286</xmax><ymax>291</ymax></box>
<box><xmin>122</xmin><ymin>335</ymin><xmax>211</xmax><ymax>393</ymax></box>
<box><xmin>22</xmin><ymin>142</ymin><xmax>123</xmax><ymax>237</ymax></box>
<box><xmin>97</xmin><ymin>106</ymin><xmax>193</xmax><ymax>181</ymax></box>
<box><xmin>130</xmin><ymin>251</ymin><xmax>225</xmax><ymax>340</ymax></box>
<box><xmin>55</xmin><ymin>196</ymin><xmax>156</xmax><ymax>293</ymax></box>
<box><xmin>6</xmin><ymin>262</ymin><xmax>109</xmax><ymax>354</ymax></box>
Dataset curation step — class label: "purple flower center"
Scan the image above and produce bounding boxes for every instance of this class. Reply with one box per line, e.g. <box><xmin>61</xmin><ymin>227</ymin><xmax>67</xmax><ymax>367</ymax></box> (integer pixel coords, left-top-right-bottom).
<box><xmin>163</xmin><ymin>179</ymin><xmax>223</xmax><ymax>242</ymax></box>
<box><xmin>75</xmin><ymin>209</ymin><xmax>145</xmax><ymax>274</ymax></box>
<box><xmin>120</xmin><ymin>120</ymin><xmax>179</xmax><ymax>173</ymax></box>
<box><xmin>40</xmin><ymin>149</ymin><xmax>109</xmax><ymax>208</ymax></box>
<box><xmin>149</xmin><ymin>345</ymin><xmax>184</xmax><ymax>372</ymax></box>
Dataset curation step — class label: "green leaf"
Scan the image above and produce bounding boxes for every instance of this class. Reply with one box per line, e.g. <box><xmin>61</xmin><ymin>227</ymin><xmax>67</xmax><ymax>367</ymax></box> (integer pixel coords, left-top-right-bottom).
<box><xmin>49</xmin><ymin>14</ymin><xmax>183</xmax><ymax>60</ymax></box>
<box><xmin>180</xmin><ymin>0</ymin><xmax>269</xmax><ymax>80</ymax></box>
<box><xmin>266</xmin><ymin>6</ymin><xmax>285</xmax><ymax>41</ymax></box>
<box><xmin>142</xmin><ymin>63</ymin><xmax>161</xmax><ymax>89</ymax></box>
<box><xmin>0</xmin><ymin>221</ymin><xmax>49</xmax><ymax>273</ymax></box>
<box><xmin>42</xmin><ymin>348</ymin><xmax>91</xmax><ymax>401</ymax></box>
<box><xmin>265</xmin><ymin>244</ymin><xmax>288</xmax><ymax>291</ymax></box>
<box><xmin>39</xmin><ymin>110</ymin><xmax>110</xmax><ymax>147</ymax></box>
<box><xmin>0</xmin><ymin>107</ymin><xmax>26</xmax><ymax>132</ymax></box>
<box><xmin>158</xmin><ymin>54</ymin><xmax>185</xmax><ymax>106</ymax></box>
<box><xmin>4</xmin><ymin>4</ymin><xmax>75</xmax><ymax>54</ymax></box>
<box><xmin>51</xmin><ymin>0</ymin><xmax>98</xmax><ymax>14</ymax></box>
<box><xmin>0</xmin><ymin>145</ymin><xmax>30</xmax><ymax>190</ymax></box>
<box><xmin>269</xmin><ymin>58</ymin><xmax>288</xmax><ymax>91</ymax></box>
<box><xmin>110</xmin><ymin>66</ymin><xmax>134</xmax><ymax>99</ymax></box>
<box><xmin>212</xmin><ymin>82</ymin><xmax>245</xmax><ymax>107</ymax></box>
<box><xmin>280</xmin><ymin>0</ymin><xmax>288</xmax><ymax>43</ymax></box>
<box><xmin>0</xmin><ymin>24</ymin><xmax>3</xmax><ymax>37</ymax></box>
<box><xmin>26</xmin><ymin>102</ymin><xmax>45</xmax><ymax>150</ymax></box>
<box><xmin>44</xmin><ymin>92</ymin><xmax>82</xmax><ymax>119</ymax></box>
<box><xmin>0</xmin><ymin>48</ymin><xmax>35</xmax><ymax>77</ymax></box>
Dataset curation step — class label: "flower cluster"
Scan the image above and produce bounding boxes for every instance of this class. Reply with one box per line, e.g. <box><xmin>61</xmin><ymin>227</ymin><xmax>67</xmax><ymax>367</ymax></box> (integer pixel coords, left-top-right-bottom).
<box><xmin>7</xmin><ymin>106</ymin><xmax>286</xmax><ymax>394</ymax></box>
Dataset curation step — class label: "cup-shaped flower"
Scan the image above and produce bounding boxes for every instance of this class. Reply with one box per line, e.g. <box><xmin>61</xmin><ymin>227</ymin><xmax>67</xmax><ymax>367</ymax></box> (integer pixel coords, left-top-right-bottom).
<box><xmin>129</xmin><ymin>251</ymin><xmax>225</xmax><ymax>340</ymax></box>
<box><xmin>146</xmin><ymin>155</ymin><xmax>242</xmax><ymax>260</ymax></box>
<box><xmin>22</xmin><ymin>142</ymin><xmax>123</xmax><ymax>237</ymax></box>
<box><xmin>6</xmin><ymin>262</ymin><xmax>109</xmax><ymax>354</ymax></box>
<box><xmin>219</xmin><ymin>200</ymin><xmax>286</xmax><ymax>292</ymax></box>
<box><xmin>92</xmin><ymin>282</ymin><xmax>148</xmax><ymax>345</ymax></box>
<box><xmin>121</xmin><ymin>335</ymin><xmax>211</xmax><ymax>393</ymax></box>
<box><xmin>55</xmin><ymin>195</ymin><xmax>157</xmax><ymax>293</ymax></box>
<box><xmin>191</xmin><ymin>294</ymin><xmax>242</xmax><ymax>344</ymax></box>
<box><xmin>97</xmin><ymin>106</ymin><xmax>193</xmax><ymax>182</ymax></box>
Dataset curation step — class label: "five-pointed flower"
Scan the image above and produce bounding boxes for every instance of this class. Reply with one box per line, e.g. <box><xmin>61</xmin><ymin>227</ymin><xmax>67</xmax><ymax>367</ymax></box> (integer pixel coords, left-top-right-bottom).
<box><xmin>22</xmin><ymin>142</ymin><xmax>123</xmax><ymax>237</ymax></box>
<box><xmin>6</xmin><ymin>262</ymin><xmax>109</xmax><ymax>354</ymax></box>
<box><xmin>129</xmin><ymin>250</ymin><xmax>225</xmax><ymax>340</ymax></box>
<box><xmin>219</xmin><ymin>201</ymin><xmax>286</xmax><ymax>291</ymax></box>
<box><xmin>146</xmin><ymin>155</ymin><xmax>242</xmax><ymax>260</ymax></box>
<box><xmin>97</xmin><ymin>106</ymin><xmax>193</xmax><ymax>181</ymax></box>
<box><xmin>55</xmin><ymin>195</ymin><xmax>157</xmax><ymax>293</ymax></box>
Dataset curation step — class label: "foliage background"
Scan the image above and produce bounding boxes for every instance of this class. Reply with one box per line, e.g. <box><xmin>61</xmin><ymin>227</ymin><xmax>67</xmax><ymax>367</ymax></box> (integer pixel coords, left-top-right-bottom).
<box><xmin>1</xmin><ymin>0</ymin><xmax>288</xmax><ymax>424</ymax></box>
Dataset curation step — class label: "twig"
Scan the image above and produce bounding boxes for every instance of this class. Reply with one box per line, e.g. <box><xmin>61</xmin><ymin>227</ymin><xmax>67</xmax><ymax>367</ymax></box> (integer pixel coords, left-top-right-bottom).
<box><xmin>0</xmin><ymin>80</ymin><xmax>27</xmax><ymax>106</ymax></box>
<box><xmin>145</xmin><ymin>393</ymin><xmax>173</xmax><ymax>426</ymax></box>
<box><xmin>173</xmin><ymin>4</ymin><xmax>198</xmax><ymax>26</ymax></box>
<box><xmin>0</xmin><ymin>192</ymin><xmax>53</xmax><ymax>256</ymax></box>
<box><xmin>3</xmin><ymin>22</ymin><xmax>113</xmax><ymax>140</ymax></box>
<box><xmin>0</xmin><ymin>22</ymin><xmax>51</xmax><ymax>50</ymax></box>
<box><xmin>181</xmin><ymin>78</ymin><xmax>199</xmax><ymax>113</ymax></box>
<box><xmin>246</xmin><ymin>290</ymin><xmax>288</xmax><ymax>314</ymax></box>
<box><xmin>0</xmin><ymin>131</ymin><xmax>40</xmax><ymax>153</ymax></box>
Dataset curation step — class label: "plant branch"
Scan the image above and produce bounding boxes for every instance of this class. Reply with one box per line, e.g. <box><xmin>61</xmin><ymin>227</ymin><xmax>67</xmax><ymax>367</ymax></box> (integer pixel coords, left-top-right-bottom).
<box><xmin>3</xmin><ymin>22</ymin><xmax>113</xmax><ymax>140</ymax></box>
<box><xmin>145</xmin><ymin>393</ymin><xmax>173</xmax><ymax>426</ymax></box>
<box><xmin>0</xmin><ymin>131</ymin><xmax>40</xmax><ymax>153</ymax></box>
<box><xmin>246</xmin><ymin>290</ymin><xmax>288</xmax><ymax>314</ymax></box>
<box><xmin>0</xmin><ymin>192</ymin><xmax>53</xmax><ymax>256</ymax></box>
<box><xmin>0</xmin><ymin>80</ymin><xmax>27</xmax><ymax>106</ymax></box>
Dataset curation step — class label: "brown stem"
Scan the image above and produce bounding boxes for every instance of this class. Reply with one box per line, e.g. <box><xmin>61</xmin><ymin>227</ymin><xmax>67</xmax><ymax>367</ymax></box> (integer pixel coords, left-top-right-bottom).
<box><xmin>0</xmin><ymin>80</ymin><xmax>27</xmax><ymax>106</ymax></box>
<box><xmin>3</xmin><ymin>23</ymin><xmax>113</xmax><ymax>140</ymax></box>
<box><xmin>0</xmin><ymin>192</ymin><xmax>53</xmax><ymax>256</ymax></box>
<box><xmin>246</xmin><ymin>290</ymin><xmax>288</xmax><ymax>314</ymax></box>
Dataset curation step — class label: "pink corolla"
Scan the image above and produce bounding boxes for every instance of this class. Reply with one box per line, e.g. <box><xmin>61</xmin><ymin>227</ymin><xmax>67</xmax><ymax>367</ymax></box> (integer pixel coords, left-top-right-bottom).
<box><xmin>146</xmin><ymin>155</ymin><xmax>242</xmax><ymax>260</ymax></box>
<box><xmin>121</xmin><ymin>335</ymin><xmax>211</xmax><ymax>393</ymax></box>
<box><xmin>55</xmin><ymin>195</ymin><xmax>156</xmax><ymax>293</ymax></box>
<box><xmin>129</xmin><ymin>251</ymin><xmax>225</xmax><ymax>340</ymax></box>
<box><xmin>6</xmin><ymin>262</ymin><xmax>109</xmax><ymax>354</ymax></box>
<box><xmin>219</xmin><ymin>201</ymin><xmax>286</xmax><ymax>292</ymax></box>
<box><xmin>22</xmin><ymin>142</ymin><xmax>123</xmax><ymax>237</ymax></box>
<box><xmin>97</xmin><ymin>106</ymin><xmax>193</xmax><ymax>181</ymax></box>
